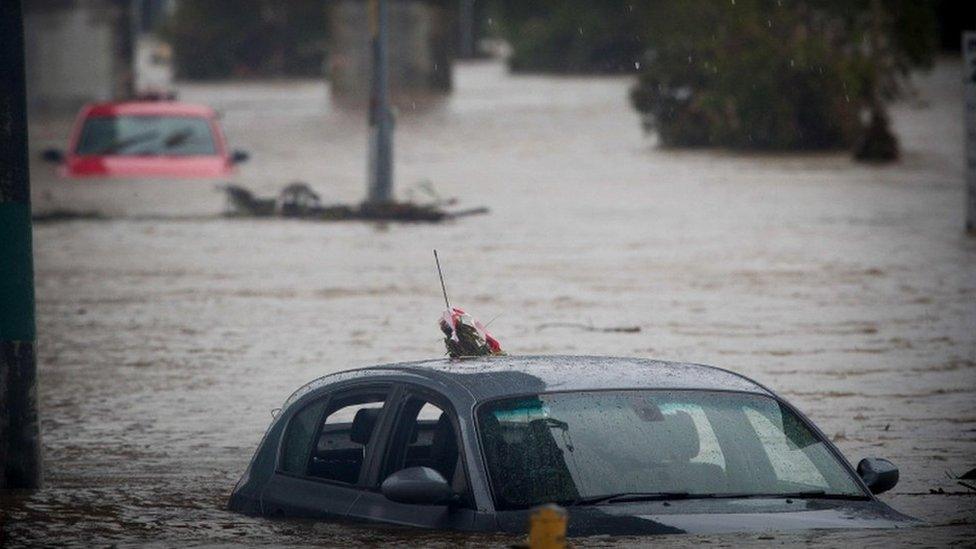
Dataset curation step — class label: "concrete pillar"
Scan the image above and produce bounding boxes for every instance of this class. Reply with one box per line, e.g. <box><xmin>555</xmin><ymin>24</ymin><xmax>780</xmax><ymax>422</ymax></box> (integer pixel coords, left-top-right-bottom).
<box><xmin>23</xmin><ymin>0</ymin><xmax>134</xmax><ymax>113</ymax></box>
<box><xmin>328</xmin><ymin>0</ymin><xmax>453</xmax><ymax>109</ymax></box>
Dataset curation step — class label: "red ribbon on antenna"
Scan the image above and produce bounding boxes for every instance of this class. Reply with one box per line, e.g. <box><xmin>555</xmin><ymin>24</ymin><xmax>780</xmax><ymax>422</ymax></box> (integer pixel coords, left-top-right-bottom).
<box><xmin>439</xmin><ymin>307</ymin><xmax>502</xmax><ymax>356</ymax></box>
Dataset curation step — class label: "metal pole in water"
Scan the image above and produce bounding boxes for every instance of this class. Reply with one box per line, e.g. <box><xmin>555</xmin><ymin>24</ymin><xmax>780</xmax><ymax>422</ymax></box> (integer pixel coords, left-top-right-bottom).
<box><xmin>964</xmin><ymin>31</ymin><xmax>976</xmax><ymax>235</ymax></box>
<box><xmin>367</xmin><ymin>0</ymin><xmax>394</xmax><ymax>204</ymax></box>
<box><xmin>0</xmin><ymin>0</ymin><xmax>41</xmax><ymax>490</ymax></box>
<box><xmin>459</xmin><ymin>0</ymin><xmax>475</xmax><ymax>59</ymax></box>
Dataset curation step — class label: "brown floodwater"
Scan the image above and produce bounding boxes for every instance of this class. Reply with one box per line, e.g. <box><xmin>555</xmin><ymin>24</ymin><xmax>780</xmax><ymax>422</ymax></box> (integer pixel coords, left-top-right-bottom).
<box><xmin>3</xmin><ymin>59</ymin><xmax>974</xmax><ymax>546</ymax></box>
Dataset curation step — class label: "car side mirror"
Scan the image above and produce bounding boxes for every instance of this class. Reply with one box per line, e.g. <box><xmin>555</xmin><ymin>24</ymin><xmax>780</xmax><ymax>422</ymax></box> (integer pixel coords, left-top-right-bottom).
<box><xmin>857</xmin><ymin>457</ymin><xmax>898</xmax><ymax>495</ymax></box>
<box><xmin>42</xmin><ymin>148</ymin><xmax>64</xmax><ymax>163</ymax></box>
<box><xmin>231</xmin><ymin>149</ymin><xmax>250</xmax><ymax>164</ymax></box>
<box><xmin>381</xmin><ymin>466</ymin><xmax>454</xmax><ymax>505</ymax></box>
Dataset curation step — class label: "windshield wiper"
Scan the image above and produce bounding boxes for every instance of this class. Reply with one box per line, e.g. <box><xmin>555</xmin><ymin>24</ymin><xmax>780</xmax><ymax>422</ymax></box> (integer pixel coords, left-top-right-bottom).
<box><xmin>162</xmin><ymin>128</ymin><xmax>193</xmax><ymax>149</ymax></box>
<box><xmin>93</xmin><ymin>130</ymin><xmax>160</xmax><ymax>154</ymax></box>
<box><xmin>569</xmin><ymin>492</ymin><xmax>693</xmax><ymax>506</ymax></box>
<box><xmin>567</xmin><ymin>490</ymin><xmax>868</xmax><ymax>506</ymax></box>
<box><xmin>697</xmin><ymin>491</ymin><xmax>870</xmax><ymax>501</ymax></box>
<box><xmin>766</xmin><ymin>490</ymin><xmax>870</xmax><ymax>501</ymax></box>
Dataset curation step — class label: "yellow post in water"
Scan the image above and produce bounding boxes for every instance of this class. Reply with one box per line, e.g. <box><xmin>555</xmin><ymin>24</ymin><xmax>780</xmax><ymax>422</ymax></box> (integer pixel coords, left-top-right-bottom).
<box><xmin>528</xmin><ymin>504</ymin><xmax>567</xmax><ymax>549</ymax></box>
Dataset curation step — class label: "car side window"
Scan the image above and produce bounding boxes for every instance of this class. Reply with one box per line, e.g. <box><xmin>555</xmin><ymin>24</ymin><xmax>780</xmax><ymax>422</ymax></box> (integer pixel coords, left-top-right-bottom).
<box><xmin>280</xmin><ymin>399</ymin><xmax>329</xmax><ymax>475</ymax></box>
<box><xmin>279</xmin><ymin>389</ymin><xmax>389</xmax><ymax>484</ymax></box>
<box><xmin>381</xmin><ymin>393</ymin><xmax>471</xmax><ymax>507</ymax></box>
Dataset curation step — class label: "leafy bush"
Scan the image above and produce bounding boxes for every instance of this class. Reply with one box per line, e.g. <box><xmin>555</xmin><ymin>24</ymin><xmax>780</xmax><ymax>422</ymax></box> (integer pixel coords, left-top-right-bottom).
<box><xmin>629</xmin><ymin>0</ymin><xmax>937</xmax><ymax>151</ymax></box>
<box><xmin>490</xmin><ymin>0</ymin><xmax>644</xmax><ymax>74</ymax></box>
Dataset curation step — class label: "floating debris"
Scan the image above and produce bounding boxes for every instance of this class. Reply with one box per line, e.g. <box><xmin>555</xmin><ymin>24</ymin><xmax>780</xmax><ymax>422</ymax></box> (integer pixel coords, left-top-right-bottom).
<box><xmin>218</xmin><ymin>182</ymin><xmax>487</xmax><ymax>223</ymax></box>
<box><xmin>404</xmin><ymin>179</ymin><xmax>457</xmax><ymax>208</ymax></box>
<box><xmin>32</xmin><ymin>210</ymin><xmax>106</xmax><ymax>223</ymax></box>
<box><xmin>953</xmin><ymin>468</ymin><xmax>976</xmax><ymax>492</ymax></box>
<box><xmin>218</xmin><ymin>184</ymin><xmax>275</xmax><ymax>216</ymax></box>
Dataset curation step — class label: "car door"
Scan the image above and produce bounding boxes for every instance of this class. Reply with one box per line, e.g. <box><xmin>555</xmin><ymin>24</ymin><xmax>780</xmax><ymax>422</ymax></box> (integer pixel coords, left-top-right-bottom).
<box><xmin>260</xmin><ymin>384</ymin><xmax>395</xmax><ymax>519</ymax></box>
<box><xmin>344</xmin><ymin>386</ymin><xmax>482</xmax><ymax>530</ymax></box>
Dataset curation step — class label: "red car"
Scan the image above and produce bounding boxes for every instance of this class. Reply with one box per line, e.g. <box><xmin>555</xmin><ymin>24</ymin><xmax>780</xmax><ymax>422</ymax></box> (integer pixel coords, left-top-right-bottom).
<box><xmin>43</xmin><ymin>101</ymin><xmax>248</xmax><ymax>178</ymax></box>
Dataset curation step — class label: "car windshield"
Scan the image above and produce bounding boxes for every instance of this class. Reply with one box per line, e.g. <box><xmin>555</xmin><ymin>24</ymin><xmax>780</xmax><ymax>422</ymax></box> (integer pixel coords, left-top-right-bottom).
<box><xmin>75</xmin><ymin>115</ymin><xmax>217</xmax><ymax>156</ymax></box>
<box><xmin>477</xmin><ymin>390</ymin><xmax>865</xmax><ymax>510</ymax></box>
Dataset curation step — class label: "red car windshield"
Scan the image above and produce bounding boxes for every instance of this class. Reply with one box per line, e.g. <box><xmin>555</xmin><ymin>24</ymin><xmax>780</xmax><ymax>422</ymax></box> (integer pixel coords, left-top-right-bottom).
<box><xmin>75</xmin><ymin>115</ymin><xmax>217</xmax><ymax>156</ymax></box>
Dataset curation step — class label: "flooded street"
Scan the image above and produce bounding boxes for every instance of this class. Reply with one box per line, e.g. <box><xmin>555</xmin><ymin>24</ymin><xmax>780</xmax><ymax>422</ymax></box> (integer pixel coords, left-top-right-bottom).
<box><xmin>5</xmin><ymin>59</ymin><xmax>975</xmax><ymax>546</ymax></box>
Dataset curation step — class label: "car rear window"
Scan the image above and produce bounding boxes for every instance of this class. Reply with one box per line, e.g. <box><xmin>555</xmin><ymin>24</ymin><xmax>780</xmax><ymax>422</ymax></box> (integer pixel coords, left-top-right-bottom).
<box><xmin>75</xmin><ymin>115</ymin><xmax>217</xmax><ymax>156</ymax></box>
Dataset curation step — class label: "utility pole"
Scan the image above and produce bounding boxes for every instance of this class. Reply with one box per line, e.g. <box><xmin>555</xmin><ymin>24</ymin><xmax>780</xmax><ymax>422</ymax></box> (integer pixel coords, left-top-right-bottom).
<box><xmin>965</xmin><ymin>31</ymin><xmax>976</xmax><ymax>234</ymax></box>
<box><xmin>366</xmin><ymin>0</ymin><xmax>394</xmax><ymax>204</ymax></box>
<box><xmin>459</xmin><ymin>0</ymin><xmax>475</xmax><ymax>59</ymax></box>
<box><xmin>129</xmin><ymin>0</ymin><xmax>142</xmax><ymax>97</ymax></box>
<box><xmin>0</xmin><ymin>0</ymin><xmax>41</xmax><ymax>490</ymax></box>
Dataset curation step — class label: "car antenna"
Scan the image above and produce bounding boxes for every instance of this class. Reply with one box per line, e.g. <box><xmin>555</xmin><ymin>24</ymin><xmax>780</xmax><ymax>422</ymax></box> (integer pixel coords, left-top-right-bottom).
<box><xmin>434</xmin><ymin>249</ymin><xmax>451</xmax><ymax>311</ymax></box>
<box><xmin>434</xmin><ymin>250</ymin><xmax>504</xmax><ymax>357</ymax></box>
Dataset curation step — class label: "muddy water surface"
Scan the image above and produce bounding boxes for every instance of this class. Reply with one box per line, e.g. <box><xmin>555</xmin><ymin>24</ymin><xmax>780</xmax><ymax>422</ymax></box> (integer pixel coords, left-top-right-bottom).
<box><xmin>4</xmin><ymin>60</ymin><xmax>975</xmax><ymax>546</ymax></box>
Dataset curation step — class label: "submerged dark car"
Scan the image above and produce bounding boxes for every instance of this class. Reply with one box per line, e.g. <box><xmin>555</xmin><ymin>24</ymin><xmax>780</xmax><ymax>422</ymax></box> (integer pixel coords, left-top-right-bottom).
<box><xmin>228</xmin><ymin>356</ymin><xmax>915</xmax><ymax>536</ymax></box>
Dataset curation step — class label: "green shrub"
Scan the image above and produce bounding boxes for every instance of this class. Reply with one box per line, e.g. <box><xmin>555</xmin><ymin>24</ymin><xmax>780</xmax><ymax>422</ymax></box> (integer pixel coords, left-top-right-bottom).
<box><xmin>491</xmin><ymin>0</ymin><xmax>644</xmax><ymax>74</ymax></box>
<box><xmin>629</xmin><ymin>0</ymin><xmax>937</xmax><ymax>151</ymax></box>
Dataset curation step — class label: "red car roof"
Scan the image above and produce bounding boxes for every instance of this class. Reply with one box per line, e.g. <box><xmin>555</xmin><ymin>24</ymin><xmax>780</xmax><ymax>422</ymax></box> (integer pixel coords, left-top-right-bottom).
<box><xmin>83</xmin><ymin>101</ymin><xmax>216</xmax><ymax>118</ymax></box>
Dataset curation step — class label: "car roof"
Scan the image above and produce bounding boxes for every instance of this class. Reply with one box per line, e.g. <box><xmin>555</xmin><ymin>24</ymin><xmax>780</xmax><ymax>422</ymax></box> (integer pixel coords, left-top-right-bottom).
<box><xmin>83</xmin><ymin>101</ymin><xmax>216</xmax><ymax>118</ymax></box>
<box><xmin>286</xmin><ymin>355</ymin><xmax>772</xmax><ymax>408</ymax></box>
